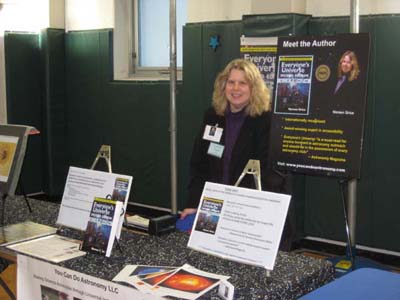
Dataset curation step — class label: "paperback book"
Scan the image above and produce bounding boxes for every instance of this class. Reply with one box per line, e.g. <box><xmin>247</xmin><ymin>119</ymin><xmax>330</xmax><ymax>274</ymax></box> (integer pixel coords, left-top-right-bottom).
<box><xmin>82</xmin><ymin>197</ymin><xmax>123</xmax><ymax>257</ymax></box>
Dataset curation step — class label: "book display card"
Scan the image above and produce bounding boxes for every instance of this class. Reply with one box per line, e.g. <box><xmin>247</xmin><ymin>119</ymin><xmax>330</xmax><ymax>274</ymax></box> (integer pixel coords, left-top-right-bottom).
<box><xmin>81</xmin><ymin>197</ymin><xmax>123</xmax><ymax>257</ymax></box>
<box><xmin>57</xmin><ymin>166</ymin><xmax>132</xmax><ymax>235</ymax></box>
<box><xmin>188</xmin><ymin>182</ymin><xmax>291</xmax><ymax>271</ymax></box>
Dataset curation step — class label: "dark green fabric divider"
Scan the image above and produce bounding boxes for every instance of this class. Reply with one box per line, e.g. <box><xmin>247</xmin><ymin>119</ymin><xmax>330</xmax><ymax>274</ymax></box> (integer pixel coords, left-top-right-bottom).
<box><xmin>4</xmin><ymin>32</ymin><xmax>43</xmax><ymax>194</ymax></box>
<box><xmin>40</xmin><ymin>28</ymin><xmax>68</xmax><ymax>196</ymax></box>
<box><xmin>103</xmin><ymin>81</ymin><xmax>171</xmax><ymax>207</ymax></box>
<box><xmin>178</xmin><ymin>24</ymin><xmax>205</xmax><ymax>209</ymax></box>
<box><xmin>65</xmin><ymin>29</ymin><xmax>173</xmax><ymax>207</ymax></box>
<box><xmin>65</xmin><ymin>30</ymin><xmax>111</xmax><ymax>168</ymax></box>
<box><xmin>242</xmin><ymin>13</ymin><xmax>311</xmax><ymax>36</ymax></box>
<box><xmin>305</xmin><ymin>15</ymin><xmax>400</xmax><ymax>251</ymax></box>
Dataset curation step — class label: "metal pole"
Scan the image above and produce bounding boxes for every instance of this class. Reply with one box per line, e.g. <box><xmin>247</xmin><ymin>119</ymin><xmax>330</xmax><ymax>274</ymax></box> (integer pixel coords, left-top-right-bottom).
<box><xmin>169</xmin><ymin>0</ymin><xmax>178</xmax><ymax>214</ymax></box>
<box><xmin>350</xmin><ymin>0</ymin><xmax>359</xmax><ymax>33</ymax></box>
<box><xmin>348</xmin><ymin>0</ymin><xmax>359</xmax><ymax>252</ymax></box>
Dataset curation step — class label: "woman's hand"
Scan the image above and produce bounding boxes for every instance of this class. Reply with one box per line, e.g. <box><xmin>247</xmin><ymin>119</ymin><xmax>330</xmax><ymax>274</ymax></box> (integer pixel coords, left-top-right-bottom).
<box><xmin>180</xmin><ymin>208</ymin><xmax>197</xmax><ymax>220</ymax></box>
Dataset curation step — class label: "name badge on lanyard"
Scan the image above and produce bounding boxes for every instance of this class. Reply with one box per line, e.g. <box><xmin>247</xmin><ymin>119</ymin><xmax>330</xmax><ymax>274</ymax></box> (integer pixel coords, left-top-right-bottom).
<box><xmin>203</xmin><ymin>124</ymin><xmax>223</xmax><ymax>143</ymax></box>
<box><xmin>207</xmin><ymin>142</ymin><xmax>224</xmax><ymax>158</ymax></box>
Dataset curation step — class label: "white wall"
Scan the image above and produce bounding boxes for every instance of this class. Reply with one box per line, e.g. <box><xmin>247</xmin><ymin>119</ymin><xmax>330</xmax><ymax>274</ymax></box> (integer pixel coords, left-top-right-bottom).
<box><xmin>0</xmin><ymin>0</ymin><xmax>64</xmax><ymax>124</ymax></box>
<box><xmin>0</xmin><ymin>0</ymin><xmax>49</xmax><ymax>124</ymax></box>
<box><xmin>49</xmin><ymin>0</ymin><xmax>65</xmax><ymax>29</ymax></box>
<box><xmin>65</xmin><ymin>0</ymin><xmax>114</xmax><ymax>31</ymax></box>
<box><xmin>114</xmin><ymin>0</ymin><xmax>131</xmax><ymax>79</ymax></box>
<box><xmin>307</xmin><ymin>0</ymin><xmax>400</xmax><ymax>17</ymax></box>
<box><xmin>187</xmin><ymin>0</ymin><xmax>251</xmax><ymax>23</ymax></box>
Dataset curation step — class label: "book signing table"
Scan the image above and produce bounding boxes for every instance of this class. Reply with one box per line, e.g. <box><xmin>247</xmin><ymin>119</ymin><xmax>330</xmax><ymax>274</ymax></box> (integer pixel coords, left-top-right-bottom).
<box><xmin>0</xmin><ymin>196</ymin><xmax>335</xmax><ymax>300</ymax></box>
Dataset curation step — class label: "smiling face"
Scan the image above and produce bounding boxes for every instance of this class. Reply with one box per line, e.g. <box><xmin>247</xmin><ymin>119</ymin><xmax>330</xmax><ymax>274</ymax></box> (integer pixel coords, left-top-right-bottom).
<box><xmin>224</xmin><ymin>69</ymin><xmax>251</xmax><ymax>112</ymax></box>
<box><xmin>340</xmin><ymin>55</ymin><xmax>353</xmax><ymax>74</ymax></box>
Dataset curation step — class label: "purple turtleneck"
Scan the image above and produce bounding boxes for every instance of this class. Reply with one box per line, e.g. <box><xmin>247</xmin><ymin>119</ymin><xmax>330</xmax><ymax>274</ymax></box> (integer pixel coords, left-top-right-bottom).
<box><xmin>222</xmin><ymin>107</ymin><xmax>247</xmax><ymax>184</ymax></box>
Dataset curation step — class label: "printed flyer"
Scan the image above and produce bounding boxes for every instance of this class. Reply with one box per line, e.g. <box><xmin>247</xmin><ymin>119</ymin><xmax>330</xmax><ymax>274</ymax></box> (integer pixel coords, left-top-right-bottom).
<box><xmin>57</xmin><ymin>167</ymin><xmax>132</xmax><ymax>235</ymax></box>
<box><xmin>188</xmin><ymin>182</ymin><xmax>291</xmax><ymax>271</ymax></box>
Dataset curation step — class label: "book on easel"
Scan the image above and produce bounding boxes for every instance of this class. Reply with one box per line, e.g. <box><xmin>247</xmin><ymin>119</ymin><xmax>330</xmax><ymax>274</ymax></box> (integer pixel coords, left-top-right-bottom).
<box><xmin>81</xmin><ymin>197</ymin><xmax>123</xmax><ymax>257</ymax></box>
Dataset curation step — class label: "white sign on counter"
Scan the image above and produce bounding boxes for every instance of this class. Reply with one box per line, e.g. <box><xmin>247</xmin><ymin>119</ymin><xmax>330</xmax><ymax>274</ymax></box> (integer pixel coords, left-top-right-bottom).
<box><xmin>17</xmin><ymin>255</ymin><xmax>162</xmax><ymax>300</ymax></box>
<box><xmin>188</xmin><ymin>182</ymin><xmax>291</xmax><ymax>271</ymax></box>
<box><xmin>57</xmin><ymin>166</ymin><xmax>132</xmax><ymax>236</ymax></box>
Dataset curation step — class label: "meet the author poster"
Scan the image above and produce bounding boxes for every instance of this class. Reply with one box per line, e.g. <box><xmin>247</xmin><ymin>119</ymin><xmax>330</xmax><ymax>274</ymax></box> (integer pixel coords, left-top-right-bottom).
<box><xmin>270</xmin><ymin>33</ymin><xmax>370</xmax><ymax>178</ymax></box>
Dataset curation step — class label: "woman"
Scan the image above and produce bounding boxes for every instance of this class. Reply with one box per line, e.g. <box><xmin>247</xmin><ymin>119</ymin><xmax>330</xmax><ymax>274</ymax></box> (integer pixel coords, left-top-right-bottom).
<box><xmin>334</xmin><ymin>50</ymin><xmax>360</xmax><ymax>95</ymax></box>
<box><xmin>180</xmin><ymin>59</ymin><xmax>294</xmax><ymax>249</ymax></box>
<box><xmin>332</xmin><ymin>51</ymin><xmax>361</xmax><ymax>113</ymax></box>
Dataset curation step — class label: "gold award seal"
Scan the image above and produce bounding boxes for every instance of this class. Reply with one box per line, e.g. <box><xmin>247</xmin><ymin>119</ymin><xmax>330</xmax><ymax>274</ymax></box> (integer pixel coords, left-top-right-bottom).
<box><xmin>315</xmin><ymin>64</ymin><xmax>331</xmax><ymax>82</ymax></box>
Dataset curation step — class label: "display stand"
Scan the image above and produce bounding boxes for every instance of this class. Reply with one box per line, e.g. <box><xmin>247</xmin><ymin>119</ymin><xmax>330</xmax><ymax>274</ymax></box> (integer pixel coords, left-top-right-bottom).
<box><xmin>234</xmin><ymin>160</ymin><xmax>272</xmax><ymax>277</ymax></box>
<box><xmin>91</xmin><ymin>145</ymin><xmax>112</xmax><ymax>173</ymax></box>
<box><xmin>0</xmin><ymin>125</ymin><xmax>37</xmax><ymax>226</ymax></box>
<box><xmin>91</xmin><ymin>145</ymin><xmax>130</xmax><ymax>236</ymax></box>
<box><xmin>339</xmin><ymin>178</ymin><xmax>356</xmax><ymax>271</ymax></box>
<box><xmin>90</xmin><ymin>145</ymin><xmax>123</xmax><ymax>255</ymax></box>
<box><xmin>234</xmin><ymin>159</ymin><xmax>262</xmax><ymax>190</ymax></box>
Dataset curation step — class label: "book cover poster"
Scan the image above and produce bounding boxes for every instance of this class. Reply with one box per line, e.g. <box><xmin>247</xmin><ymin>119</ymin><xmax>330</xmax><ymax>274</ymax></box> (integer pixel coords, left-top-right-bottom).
<box><xmin>0</xmin><ymin>135</ymin><xmax>19</xmax><ymax>182</ymax></box>
<box><xmin>269</xmin><ymin>33</ymin><xmax>370</xmax><ymax>178</ymax></box>
<box><xmin>240</xmin><ymin>36</ymin><xmax>277</xmax><ymax>97</ymax></box>
<box><xmin>274</xmin><ymin>55</ymin><xmax>313</xmax><ymax>115</ymax></box>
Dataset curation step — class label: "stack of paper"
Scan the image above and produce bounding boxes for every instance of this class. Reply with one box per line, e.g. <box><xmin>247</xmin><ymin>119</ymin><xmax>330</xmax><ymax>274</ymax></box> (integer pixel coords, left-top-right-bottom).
<box><xmin>7</xmin><ymin>234</ymin><xmax>86</xmax><ymax>263</ymax></box>
<box><xmin>0</xmin><ymin>221</ymin><xmax>57</xmax><ymax>246</ymax></box>
<box><xmin>125</xmin><ymin>215</ymin><xmax>150</xmax><ymax>231</ymax></box>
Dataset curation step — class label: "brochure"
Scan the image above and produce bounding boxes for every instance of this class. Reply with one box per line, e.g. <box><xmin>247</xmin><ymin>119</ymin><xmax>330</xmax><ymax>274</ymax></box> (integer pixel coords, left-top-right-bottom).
<box><xmin>113</xmin><ymin>264</ymin><xmax>229</xmax><ymax>300</ymax></box>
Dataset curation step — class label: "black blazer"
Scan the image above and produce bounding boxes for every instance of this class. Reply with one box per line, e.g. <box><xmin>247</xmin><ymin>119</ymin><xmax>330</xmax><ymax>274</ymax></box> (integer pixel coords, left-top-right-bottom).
<box><xmin>332</xmin><ymin>76</ymin><xmax>363</xmax><ymax>114</ymax></box>
<box><xmin>187</xmin><ymin>107</ymin><xmax>288</xmax><ymax>208</ymax></box>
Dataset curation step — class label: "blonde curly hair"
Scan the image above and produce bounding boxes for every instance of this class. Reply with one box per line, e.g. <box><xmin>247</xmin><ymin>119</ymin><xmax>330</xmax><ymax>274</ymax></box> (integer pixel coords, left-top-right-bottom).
<box><xmin>337</xmin><ymin>50</ymin><xmax>360</xmax><ymax>82</ymax></box>
<box><xmin>212</xmin><ymin>59</ymin><xmax>271</xmax><ymax>117</ymax></box>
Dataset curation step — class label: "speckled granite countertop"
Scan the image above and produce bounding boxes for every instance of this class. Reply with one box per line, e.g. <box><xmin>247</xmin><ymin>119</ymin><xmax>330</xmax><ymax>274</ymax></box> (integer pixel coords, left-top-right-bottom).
<box><xmin>1</xmin><ymin>197</ymin><xmax>334</xmax><ymax>300</ymax></box>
